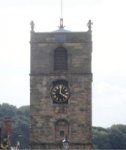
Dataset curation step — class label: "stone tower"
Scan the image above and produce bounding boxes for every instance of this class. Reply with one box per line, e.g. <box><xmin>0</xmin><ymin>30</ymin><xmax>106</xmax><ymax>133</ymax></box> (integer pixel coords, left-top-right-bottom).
<box><xmin>30</xmin><ymin>20</ymin><xmax>93</xmax><ymax>149</ymax></box>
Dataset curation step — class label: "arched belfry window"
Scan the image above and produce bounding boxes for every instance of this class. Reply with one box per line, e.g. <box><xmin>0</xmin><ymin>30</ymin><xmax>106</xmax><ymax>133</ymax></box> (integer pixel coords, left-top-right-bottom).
<box><xmin>54</xmin><ymin>47</ymin><xmax>68</xmax><ymax>70</ymax></box>
<box><xmin>55</xmin><ymin>119</ymin><xmax>69</xmax><ymax>141</ymax></box>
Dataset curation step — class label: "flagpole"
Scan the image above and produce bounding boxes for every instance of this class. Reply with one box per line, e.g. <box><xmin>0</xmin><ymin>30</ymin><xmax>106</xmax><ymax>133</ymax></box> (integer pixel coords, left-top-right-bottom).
<box><xmin>61</xmin><ymin>0</ymin><xmax>63</xmax><ymax>18</ymax></box>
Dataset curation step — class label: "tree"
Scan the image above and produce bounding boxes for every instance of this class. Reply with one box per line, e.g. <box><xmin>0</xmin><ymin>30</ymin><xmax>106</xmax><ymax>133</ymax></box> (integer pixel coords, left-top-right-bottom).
<box><xmin>93</xmin><ymin>127</ymin><xmax>110</xmax><ymax>149</ymax></box>
<box><xmin>0</xmin><ymin>103</ymin><xmax>30</xmax><ymax>149</ymax></box>
<box><xmin>108</xmin><ymin>124</ymin><xmax>126</xmax><ymax>149</ymax></box>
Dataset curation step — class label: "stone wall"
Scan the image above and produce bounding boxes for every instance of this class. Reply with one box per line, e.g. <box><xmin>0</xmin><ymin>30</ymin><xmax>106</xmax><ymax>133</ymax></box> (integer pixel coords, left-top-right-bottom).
<box><xmin>30</xmin><ymin>31</ymin><xmax>92</xmax><ymax>149</ymax></box>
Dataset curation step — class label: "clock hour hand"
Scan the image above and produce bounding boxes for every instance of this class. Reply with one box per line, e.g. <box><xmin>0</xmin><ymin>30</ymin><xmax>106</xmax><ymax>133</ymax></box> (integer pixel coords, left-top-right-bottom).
<box><xmin>59</xmin><ymin>85</ymin><xmax>68</xmax><ymax>99</ymax></box>
<box><xmin>60</xmin><ymin>93</ymin><xmax>67</xmax><ymax>98</ymax></box>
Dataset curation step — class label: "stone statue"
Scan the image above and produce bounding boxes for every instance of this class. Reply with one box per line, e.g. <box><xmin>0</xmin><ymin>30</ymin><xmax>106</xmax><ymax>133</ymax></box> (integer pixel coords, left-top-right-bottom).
<box><xmin>30</xmin><ymin>20</ymin><xmax>35</xmax><ymax>32</ymax></box>
<box><xmin>87</xmin><ymin>20</ymin><xmax>93</xmax><ymax>31</ymax></box>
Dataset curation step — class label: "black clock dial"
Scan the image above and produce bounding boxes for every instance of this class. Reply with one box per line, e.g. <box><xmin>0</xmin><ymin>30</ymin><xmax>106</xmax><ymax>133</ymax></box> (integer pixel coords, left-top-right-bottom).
<box><xmin>51</xmin><ymin>84</ymin><xmax>70</xmax><ymax>103</ymax></box>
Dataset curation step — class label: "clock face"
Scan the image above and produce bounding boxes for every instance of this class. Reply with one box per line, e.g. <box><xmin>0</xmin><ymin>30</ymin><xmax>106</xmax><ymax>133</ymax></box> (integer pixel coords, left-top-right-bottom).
<box><xmin>51</xmin><ymin>84</ymin><xmax>70</xmax><ymax>103</ymax></box>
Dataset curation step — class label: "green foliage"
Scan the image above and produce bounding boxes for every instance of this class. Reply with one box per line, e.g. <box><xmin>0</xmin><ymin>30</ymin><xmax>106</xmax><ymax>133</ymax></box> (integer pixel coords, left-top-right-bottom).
<box><xmin>108</xmin><ymin>124</ymin><xmax>126</xmax><ymax>149</ymax></box>
<box><xmin>93</xmin><ymin>125</ymin><xmax>126</xmax><ymax>149</ymax></box>
<box><xmin>0</xmin><ymin>103</ymin><xmax>30</xmax><ymax>149</ymax></box>
<box><xmin>0</xmin><ymin>103</ymin><xmax>17</xmax><ymax>119</ymax></box>
<box><xmin>93</xmin><ymin>127</ymin><xmax>110</xmax><ymax>149</ymax></box>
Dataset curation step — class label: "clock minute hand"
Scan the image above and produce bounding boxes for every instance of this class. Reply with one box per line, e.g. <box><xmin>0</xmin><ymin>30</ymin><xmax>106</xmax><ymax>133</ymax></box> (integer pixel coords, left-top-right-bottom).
<box><xmin>59</xmin><ymin>85</ymin><xmax>62</xmax><ymax>94</ymax></box>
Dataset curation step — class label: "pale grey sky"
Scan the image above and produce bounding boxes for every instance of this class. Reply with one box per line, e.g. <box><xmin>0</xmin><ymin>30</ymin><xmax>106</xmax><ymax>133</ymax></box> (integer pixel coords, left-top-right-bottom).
<box><xmin>0</xmin><ymin>0</ymin><xmax>126</xmax><ymax>127</ymax></box>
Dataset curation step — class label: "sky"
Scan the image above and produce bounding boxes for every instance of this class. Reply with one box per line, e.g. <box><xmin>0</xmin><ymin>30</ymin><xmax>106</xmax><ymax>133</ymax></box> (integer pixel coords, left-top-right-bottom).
<box><xmin>0</xmin><ymin>0</ymin><xmax>126</xmax><ymax>128</ymax></box>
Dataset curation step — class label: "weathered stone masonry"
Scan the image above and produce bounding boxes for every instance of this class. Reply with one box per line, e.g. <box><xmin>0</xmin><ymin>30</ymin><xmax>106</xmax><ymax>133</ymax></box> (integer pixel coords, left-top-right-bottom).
<box><xmin>30</xmin><ymin>29</ymin><xmax>93</xmax><ymax>149</ymax></box>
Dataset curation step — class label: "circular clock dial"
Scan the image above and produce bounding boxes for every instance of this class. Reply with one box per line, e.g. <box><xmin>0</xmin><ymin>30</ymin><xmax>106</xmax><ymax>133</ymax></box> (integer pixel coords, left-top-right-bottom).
<box><xmin>51</xmin><ymin>84</ymin><xmax>70</xmax><ymax>103</ymax></box>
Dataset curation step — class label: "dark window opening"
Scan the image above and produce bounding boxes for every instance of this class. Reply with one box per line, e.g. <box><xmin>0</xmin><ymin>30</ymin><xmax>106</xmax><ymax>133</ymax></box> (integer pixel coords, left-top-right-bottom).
<box><xmin>60</xmin><ymin>130</ymin><xmax>65</xmax><ymax>137</ymax></box>
<box><xmin>54</xmin><ymin>47</ymin><xmax>68</xmax><ymax>70</ymax></box>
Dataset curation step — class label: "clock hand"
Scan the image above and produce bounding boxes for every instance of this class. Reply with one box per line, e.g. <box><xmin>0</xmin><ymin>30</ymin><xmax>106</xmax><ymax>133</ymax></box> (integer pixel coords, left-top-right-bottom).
<box><xmin>60</xmin><ymin>93</ymin><xmax>67</xmax><ymax>98</ymax></box>
<box><xmin>59</xmin><ymin>85</ymin><xmax>62</xmax><ymax>94</ymax></box>
<box><xmin>59</xmin><ymin>85</ymin><xmax>69</xmax><ymax>98</ymax></box>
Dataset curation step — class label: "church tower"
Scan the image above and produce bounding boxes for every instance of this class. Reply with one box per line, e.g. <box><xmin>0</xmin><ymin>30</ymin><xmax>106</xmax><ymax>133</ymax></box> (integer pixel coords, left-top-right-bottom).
<box><xmin>30</xmin><ymin>19</ymin><xmax>93</xmax><ymax>149</ymax></box>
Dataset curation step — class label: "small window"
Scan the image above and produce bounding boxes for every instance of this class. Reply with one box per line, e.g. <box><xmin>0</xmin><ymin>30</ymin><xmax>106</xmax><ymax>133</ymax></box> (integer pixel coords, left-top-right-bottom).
<box><xmin>54</xmin><ymin>47</ymin><xmax>68</xmax><ymax>70</ymax></box>
<box><xmin>60</xmin><ymin>130</ymin><xmax>65</xmax><ymax>137</ymax></box>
